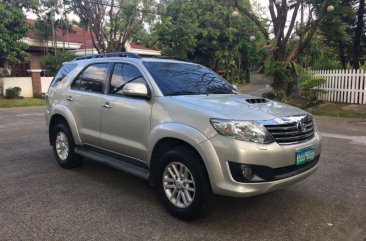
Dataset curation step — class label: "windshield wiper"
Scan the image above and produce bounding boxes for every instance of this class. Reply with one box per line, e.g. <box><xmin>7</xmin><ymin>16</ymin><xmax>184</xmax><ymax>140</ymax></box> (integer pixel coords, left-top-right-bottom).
<box><xmin>165</xmin><ymin>91</ymin><xmax>198</xmax><ymax>96</ymax></box>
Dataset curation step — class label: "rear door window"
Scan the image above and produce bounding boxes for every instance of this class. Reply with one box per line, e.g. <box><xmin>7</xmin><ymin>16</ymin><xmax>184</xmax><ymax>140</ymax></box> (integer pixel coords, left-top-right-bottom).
<box><xmin>71</xmin><ymin>63</ymin><xmax>109</xmax><ymax>93</ymax></box>
<box><xmin>50</xmin><ymin>64</ymin><xmax>77</xmax><ymax>87</ymax></box>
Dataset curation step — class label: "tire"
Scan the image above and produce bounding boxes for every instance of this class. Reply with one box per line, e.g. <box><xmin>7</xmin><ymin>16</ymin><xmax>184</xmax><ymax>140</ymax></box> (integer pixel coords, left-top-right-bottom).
<box><xmin>155</xmin><ymin>145</ymin><xmax>216</xmax><ymax>221</ymax></box>
<box><xmin>52</xmin><ymin>122</ymin><xmax>83</xmax><ymax>169</ymax></box>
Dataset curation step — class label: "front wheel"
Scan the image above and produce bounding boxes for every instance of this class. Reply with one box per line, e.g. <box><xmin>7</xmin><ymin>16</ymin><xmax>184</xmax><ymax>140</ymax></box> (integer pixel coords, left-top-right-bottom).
<box><xmin>155</xmin><ymin>146</ymin><xmax>215</xmax><ymax>221</ymax></box>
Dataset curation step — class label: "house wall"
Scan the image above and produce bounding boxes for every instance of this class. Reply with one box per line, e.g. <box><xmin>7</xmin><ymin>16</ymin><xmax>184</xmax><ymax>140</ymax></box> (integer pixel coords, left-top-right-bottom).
<box><xmin>0</xmin><ymin>77</ymin><xmax>54</xmax><ymax>97</ymax></box>
<box><xmin>41</xmin><ymin>77</ymin><xmax>53</xmax><ymax>93</ymax></box>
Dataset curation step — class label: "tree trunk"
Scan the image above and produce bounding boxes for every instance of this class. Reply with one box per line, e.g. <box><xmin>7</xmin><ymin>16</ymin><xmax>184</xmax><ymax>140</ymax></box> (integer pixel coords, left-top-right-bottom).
<box><xmin>338</xmin><ymin>40</ymin><xmax>346</xmax><ymax>69</ymax></box>
<box><xmin>352</xmin><ymin>0</ymin><xmax>365</xmax><ymax>69</ymax></box>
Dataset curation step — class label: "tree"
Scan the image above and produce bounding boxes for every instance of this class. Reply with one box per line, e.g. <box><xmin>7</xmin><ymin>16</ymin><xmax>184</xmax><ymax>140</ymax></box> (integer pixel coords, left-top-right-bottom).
<box><xmin>34</xmin><ymin>12</ymin><xmax>54</xmax><ymax>55</ymax></box>
<box><xmin>41</xmin><ymin>51</ymin><xmax>75</xmax><ymax>76</ymax></box>
<box><xmin>352</xmin><ymin>0</ymin><xmax>365</xmax><ymax>69</ymax></box>
<box><xmin>234</xmin><ymin>0</ymin><xmax>337</xmax><ymax>96</ymax></box>
<box><xmin>0</xmin><ymin>3</ymin><xmax>29</xmax><ymax>67</ymax></box>
<box><xmin>71</xmin><ymin>0</ymin><xmax>157</xmax><ymax>53</ymax></box>
<box><xmin>154</xmin><ymin>0</ymin><xmax>262</xmax><ymax>83</ymax></box>
<box><xmin>0</xmin><ymin>0</ymin><xmax>39</xmax><ymax>10</ymax></box>
<box><xmin>317</xmin><ymin>0</ymin><xmax>354</xmax><ymax>69</ymax></box>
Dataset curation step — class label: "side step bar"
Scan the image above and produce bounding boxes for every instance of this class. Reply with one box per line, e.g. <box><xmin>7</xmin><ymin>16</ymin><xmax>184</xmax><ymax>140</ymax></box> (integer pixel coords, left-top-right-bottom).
<box><xmin>75</xmin><ymin>147</ymin><xmax>150</xmax><ymax>180</ymax></box>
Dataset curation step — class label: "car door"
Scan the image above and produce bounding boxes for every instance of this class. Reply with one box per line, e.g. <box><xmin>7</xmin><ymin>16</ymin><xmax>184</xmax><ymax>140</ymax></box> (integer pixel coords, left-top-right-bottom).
<box><xmin>67</xmin><ymin>63</ymin><xmax>110</xmax><ymax>146</ymax></box>
<box><xmin>100</xmin><ymin>62</ymin><xmax>152</xmax><ymax>162</ymax></box>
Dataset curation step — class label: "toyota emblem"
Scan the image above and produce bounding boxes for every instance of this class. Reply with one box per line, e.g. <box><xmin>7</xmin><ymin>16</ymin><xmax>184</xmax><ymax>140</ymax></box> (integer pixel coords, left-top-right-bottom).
<box><xmin>296</xmin><ymin>120</ymin><xmax>306</xmax><ymax>133</ymax></box>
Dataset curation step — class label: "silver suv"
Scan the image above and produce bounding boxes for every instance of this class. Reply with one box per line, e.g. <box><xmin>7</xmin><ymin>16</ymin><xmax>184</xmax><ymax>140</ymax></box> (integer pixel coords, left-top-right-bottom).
<box><xmin>46</xmin><ymin>52</ymin><xmax>322</xmax><ymax>220</ymax></box>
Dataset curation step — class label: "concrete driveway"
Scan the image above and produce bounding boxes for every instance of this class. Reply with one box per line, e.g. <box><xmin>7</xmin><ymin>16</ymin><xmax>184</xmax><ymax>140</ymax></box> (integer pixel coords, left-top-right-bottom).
<box><xmin>0</xmin><ymin>107</ymin><xmax>365</xmax><ymax>241</ymax></box>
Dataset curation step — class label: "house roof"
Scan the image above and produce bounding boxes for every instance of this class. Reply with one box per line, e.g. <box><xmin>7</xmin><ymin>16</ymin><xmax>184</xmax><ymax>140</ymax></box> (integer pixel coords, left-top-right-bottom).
<box><xmin>24</xmin><ymin>19</ymin><xmax>160</xmax><ymax>55</ymax></box>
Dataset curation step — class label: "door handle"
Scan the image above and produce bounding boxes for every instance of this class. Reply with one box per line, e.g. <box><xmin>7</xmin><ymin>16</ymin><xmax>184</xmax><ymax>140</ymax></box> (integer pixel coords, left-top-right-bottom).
<box><xmin>66</xmin><ymin>96</ymin><xmax>74</xmax><ymax>102</ymax></box>
<box><xmin>101</xmin><ymin>102</ymin><xmax>111</xmax><ymax>109</ymax></box>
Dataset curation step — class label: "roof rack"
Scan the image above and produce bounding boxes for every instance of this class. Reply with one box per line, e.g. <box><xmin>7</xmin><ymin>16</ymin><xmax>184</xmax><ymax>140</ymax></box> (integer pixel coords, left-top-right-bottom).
<box><xmin>73</xmin><ymin>52</ymin><xmax>142</xmax><ymax>61</ymax></box>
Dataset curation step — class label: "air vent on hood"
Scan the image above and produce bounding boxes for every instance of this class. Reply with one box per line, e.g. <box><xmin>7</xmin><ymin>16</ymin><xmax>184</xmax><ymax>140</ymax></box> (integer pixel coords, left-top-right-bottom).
<box><xmin>245</xmin><ymin>98</ymin><xmax>267</xmax><ymax>104</ymax></box>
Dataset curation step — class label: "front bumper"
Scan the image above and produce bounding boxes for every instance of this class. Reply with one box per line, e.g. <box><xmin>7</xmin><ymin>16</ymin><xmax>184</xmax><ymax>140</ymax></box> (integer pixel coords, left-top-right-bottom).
<box><xmin>196</xmin><ymin>132</ymin><xmax>322</xmax><ymax>197</ymax></box>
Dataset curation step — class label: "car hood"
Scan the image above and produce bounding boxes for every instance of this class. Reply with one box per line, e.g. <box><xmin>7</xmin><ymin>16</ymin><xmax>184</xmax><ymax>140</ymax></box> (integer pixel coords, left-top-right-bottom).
<box><xmin>169</xmin><ymin>94</ymin><xmax>308</xmax><ymax>121</ymax></box>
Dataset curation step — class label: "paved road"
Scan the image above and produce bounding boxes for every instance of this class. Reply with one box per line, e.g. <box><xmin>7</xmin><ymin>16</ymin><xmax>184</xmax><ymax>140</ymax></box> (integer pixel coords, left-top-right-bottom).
<box><xmin>0</xmin><ymin>107</ymin><xmax>365</xmax><ymax>241</ymax></box>
<box><xmin>239</xmin><ymin>73</ymin><xmax>271</xmax><ymax>97</ymax></box>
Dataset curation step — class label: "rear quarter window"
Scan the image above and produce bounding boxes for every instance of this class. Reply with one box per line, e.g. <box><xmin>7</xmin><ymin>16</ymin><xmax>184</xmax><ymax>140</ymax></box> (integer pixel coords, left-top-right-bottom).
<box><xmin>50</xmin><ymin>64</ymin><xmax>78</xmax><ymax>87</ymax></box>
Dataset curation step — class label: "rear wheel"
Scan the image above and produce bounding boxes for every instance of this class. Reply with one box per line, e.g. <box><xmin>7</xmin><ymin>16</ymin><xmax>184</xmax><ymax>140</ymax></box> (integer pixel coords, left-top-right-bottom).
<box><xmin>52</xmin><ymin>122</ymin><xmax>83</xmax><ymax>169</ymax></box>
<box><xmin>155</xmin><ymin>146</ymin><xmax>215</xmax><ymax>221</ymax></box>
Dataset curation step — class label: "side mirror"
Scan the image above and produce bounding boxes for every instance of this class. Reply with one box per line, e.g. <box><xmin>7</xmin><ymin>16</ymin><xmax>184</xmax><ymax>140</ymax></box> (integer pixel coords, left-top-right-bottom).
<box><xmin>232</xmin><ymin>84</ymin><xmax>238</xmax><ymax>90</ymax></box>
<box><xmin>122</xmin><ymin>82</ymin><xmax>149</xmax><ymax>98</ymax></box>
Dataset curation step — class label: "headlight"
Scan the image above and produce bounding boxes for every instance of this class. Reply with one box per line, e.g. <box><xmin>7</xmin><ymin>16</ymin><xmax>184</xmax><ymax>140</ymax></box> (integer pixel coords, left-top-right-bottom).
<box><xmin>210</xmin><ymin>119</ymin><xmax>274</xmax><ymax>144</ymax></box>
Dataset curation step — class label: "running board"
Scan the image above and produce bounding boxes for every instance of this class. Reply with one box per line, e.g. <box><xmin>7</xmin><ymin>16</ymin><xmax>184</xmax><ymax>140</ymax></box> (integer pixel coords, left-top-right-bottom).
<box><xmin>75</xmin><ymin>147</ymin><xmax>150</xmax><ymax>180</ymax></box>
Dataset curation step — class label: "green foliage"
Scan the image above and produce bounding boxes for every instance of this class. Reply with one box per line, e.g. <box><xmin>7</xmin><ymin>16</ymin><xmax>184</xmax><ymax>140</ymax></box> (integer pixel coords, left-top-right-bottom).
<box><xmin>153</xmin><ymin>0</ymin><xmax>264</xmax><ymax>83</ymax></box>
<box><xmin>0</xmin><ymin>3</ymin><xmax>29</xmax><ymax>67</ymax></box>
<box><xmin>5</xmin><ymin>87</ymin><xmax>22</xmax><ymax>99</ymax></box>
<box><xmin>33</xmin><ymin>92</ymin><xmax>45</xmax><ymax>99</ymax></box>
<box><xmin>264</xmin><ymin>59</ymin><xmax>293</xmax><ymax>97</ymax></box>
<box><xmin>312</xmin><ymin>55</ymin><xmax>342</xmax><ymax>70</ymax></box>
<box><xmin>360</xmin><ymin>63</ymin><xmax>366</xmax><ymax>71</ymax></box>
<box><xmin>313</xmin><ymin>0</ymin><xmax>363</xmax><ymax>69</ymax></box>
<box><xmin>34</xmin><ymin>12</ymin><xmax>55</xmax><ymax>51</ymax></box>
<box><xmin>154</xmin><ymin>14</ymin><xmax>198</xmax><ymax>59</ymax></box>
<box><xmin>41</xmin><ymin>51</ymin><xmax>75</xmax><ymax>76</ymax></box>
<box><xmin>300</xmin><ymin>73</ymin><xmax>326</xmax><ymax>102</ymax></box>
<box><xmin>0</xmin><ymin>0</ymin><xmax>39</xmax><ymax>10</ymax></box>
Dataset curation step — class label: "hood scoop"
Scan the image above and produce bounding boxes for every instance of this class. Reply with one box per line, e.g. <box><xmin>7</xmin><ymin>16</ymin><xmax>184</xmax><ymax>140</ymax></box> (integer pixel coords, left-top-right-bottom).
<box><xmin>245</xmin><ymin>98</ymin><xmax>267</xmax><ymax>104</ymax></box>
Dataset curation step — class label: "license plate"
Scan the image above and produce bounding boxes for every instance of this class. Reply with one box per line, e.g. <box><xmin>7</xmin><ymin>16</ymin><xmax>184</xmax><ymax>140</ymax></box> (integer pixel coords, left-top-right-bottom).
<box><xmin>296</xmin><ymin>146</ymin><xmax>315</xmax><ymax>165</ymax></box>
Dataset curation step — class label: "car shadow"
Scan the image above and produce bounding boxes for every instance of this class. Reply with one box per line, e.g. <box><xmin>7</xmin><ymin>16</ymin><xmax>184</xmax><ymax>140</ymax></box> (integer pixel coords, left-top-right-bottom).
<box><xmin>70</xmin><ymin>158</ymin><xmax>322</xmax><ymax>226</ymax></box>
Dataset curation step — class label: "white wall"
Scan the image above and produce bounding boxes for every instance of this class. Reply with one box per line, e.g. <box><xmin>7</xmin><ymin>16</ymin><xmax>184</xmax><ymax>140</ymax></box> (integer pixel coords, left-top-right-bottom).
<box><xmin>41</xmin><ymin>77</ymin><xmax>53</xmax><ymax>93</ymax></box>
<box><xmin>0</xmin><ymin>77</ymin><xmax>33</xmax><ymax>97</ymax></box>
<box><xmin>0</xmin><ymin>77</ymin><xmax>54</xmax><ymax>97</ymax></box>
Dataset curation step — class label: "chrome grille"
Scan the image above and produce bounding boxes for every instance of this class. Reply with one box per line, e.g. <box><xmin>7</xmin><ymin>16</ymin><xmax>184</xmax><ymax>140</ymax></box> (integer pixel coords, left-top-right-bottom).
<box><xmin>264</xmin><ymin>115</ymin><xmax>315</xmax><ymax>144</ymax></box>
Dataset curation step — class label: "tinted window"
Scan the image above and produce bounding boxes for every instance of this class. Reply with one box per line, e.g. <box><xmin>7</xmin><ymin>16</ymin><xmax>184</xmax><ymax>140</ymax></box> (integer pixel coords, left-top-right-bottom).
<box><xmin>143</xmin><ymin>62</ymin><xmax>236</xmax><ymax>96</ymax></box>
<box><xmin>72</xmin><ymin>63</ymin><xmax>109</xmax><ymax>93</ymax></box>
<box><xmin>109</xmin><ymin>63</ymin><xmax>145</xmax><ymax>95</ymax></box>
<box><xmin>51</xmin><ymin>64</ymin><xmax>77</xmax><ymax>87</ymax></box>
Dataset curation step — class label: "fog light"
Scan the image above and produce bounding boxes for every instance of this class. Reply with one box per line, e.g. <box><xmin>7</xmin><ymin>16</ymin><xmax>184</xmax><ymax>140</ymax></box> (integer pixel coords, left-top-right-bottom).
<box><xmin>240</xmin><ymin>165</ymin><xmax>254</xmax><ymax>180</ymax></box>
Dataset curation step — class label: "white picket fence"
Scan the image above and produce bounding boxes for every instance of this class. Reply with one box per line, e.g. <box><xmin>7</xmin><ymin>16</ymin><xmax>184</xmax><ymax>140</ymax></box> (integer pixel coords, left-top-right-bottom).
<box><xmin>311</xmin><ymin>69</ymin><xmax>366</xmax><ymax>104</ymax></box>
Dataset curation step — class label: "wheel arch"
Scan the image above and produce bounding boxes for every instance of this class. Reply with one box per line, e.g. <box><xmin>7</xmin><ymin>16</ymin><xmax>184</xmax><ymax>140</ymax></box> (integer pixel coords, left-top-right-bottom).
<box><xmin>148</xmin><ymin>123</ymin><xmax>211</xmax><ymax>187</ymax></box>
<box><xmin>48</xmin><ymin>106</ymin><xmax>82</xmax><ymax>145</ymax></box>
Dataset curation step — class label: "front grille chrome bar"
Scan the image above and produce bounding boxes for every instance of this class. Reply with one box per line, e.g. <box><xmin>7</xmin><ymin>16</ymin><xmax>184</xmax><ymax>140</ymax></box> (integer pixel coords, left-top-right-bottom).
<box><xmin>264</xmin><ymin>114</ymin><xmax>315</xmax><ymax>145</ymax></box>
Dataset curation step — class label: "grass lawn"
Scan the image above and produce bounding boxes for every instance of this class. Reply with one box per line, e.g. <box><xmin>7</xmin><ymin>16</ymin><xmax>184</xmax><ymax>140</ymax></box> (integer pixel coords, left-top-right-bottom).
<box><xmin>0</xmin><ymin>97</ymin><xmax>46</xmax><ymax>108</ymax></box>
<box><xmin>308</xmin><ymin>102</ymin><xmax>366</xmax><ymax>119</ymax></box>
<box><xmin>282</xmin><ymin>97</ymin><xmax>312</xmax><ymax>109</ymax></box>
<box><xmin>281</xmin><ymin>98</ymin><xmax>366</xmax><ymax>119</ymax></box>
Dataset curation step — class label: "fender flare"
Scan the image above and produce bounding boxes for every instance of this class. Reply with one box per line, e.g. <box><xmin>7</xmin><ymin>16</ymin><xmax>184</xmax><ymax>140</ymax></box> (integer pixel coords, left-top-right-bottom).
<box><xmin>49</xmin><ymin>104</ymin><xmax>82</xmax><ymax>145</ymax></box>
<box><xmin>148</xmin><ymin>122</ymin><xmax>208</xmax><ymax>161</ymax></box>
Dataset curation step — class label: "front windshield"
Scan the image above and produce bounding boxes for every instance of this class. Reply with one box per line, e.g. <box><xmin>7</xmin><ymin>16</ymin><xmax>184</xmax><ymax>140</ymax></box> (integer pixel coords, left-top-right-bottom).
<box><xmin>143</xmin><ymin>62</ymin><xmax>236</xmax><ymax>96</ymax></box>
